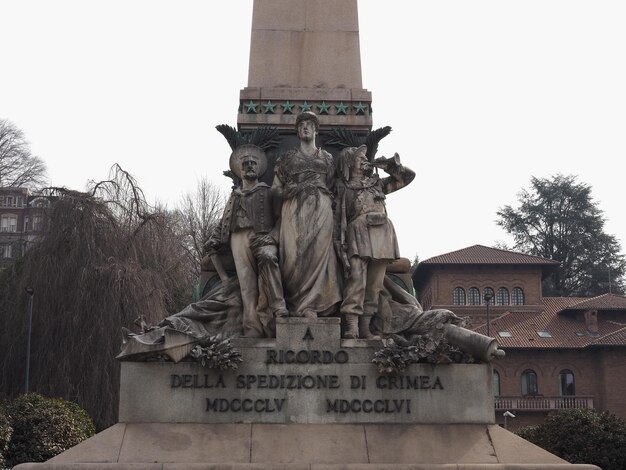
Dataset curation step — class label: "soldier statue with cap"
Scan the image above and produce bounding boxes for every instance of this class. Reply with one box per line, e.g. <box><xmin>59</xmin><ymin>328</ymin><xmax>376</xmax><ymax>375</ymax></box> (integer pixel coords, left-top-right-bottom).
<box><xmin>205</xmin><ymin>144</ymin><xmax>288</xmax><ymax>338</ymax></box>
<box><xmin>334</xmin><ymin>145</ymin><xmax>416</xmax><ymax>340</ymax></box>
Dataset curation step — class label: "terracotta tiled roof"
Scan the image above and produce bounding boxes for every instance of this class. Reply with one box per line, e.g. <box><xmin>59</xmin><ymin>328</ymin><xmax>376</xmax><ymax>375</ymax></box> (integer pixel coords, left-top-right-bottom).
<box><xmin>558</xmin><ymin>293</ymin><xmax>626</xmax><ymax>312</ymax></box>
<box><xmin>592</xmin><ymin>327</ymin><xmax>626</xmax><ymax>345</ymax></box>
<box><xmin>472</xmin><ymin>295</ymin><xmax>626</xmax><ymax>349</ymax></box>
<box><xmin>419</xmin><ymin>245</ymin><xmax>559</xmax><ymax>266</ymax></box>
<box><xmin>474</xmin><ymin>311</ymin><xmax>543</xmax><ymax>333</ymax></box>
<box><xmin>542</xmin><ymin>297</ymin><xmax>587</xmax><ymax>315</ymax></box>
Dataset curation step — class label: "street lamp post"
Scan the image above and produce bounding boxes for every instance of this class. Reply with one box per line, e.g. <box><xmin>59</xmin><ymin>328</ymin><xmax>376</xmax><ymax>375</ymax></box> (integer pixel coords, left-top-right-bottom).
<box><xmin>484</xmin><ymin>291</ymin><xmax>493</xmax><ymax>337</ymax></box>
<box><xmin>25</xmin><ymin>287</ymin><xmax>34</xmax><ymax>393</ymax></box>
<box><xmin>503</xmin><ymin>411</ymin><xmax>516</xmax><ymax>430</ymax></box>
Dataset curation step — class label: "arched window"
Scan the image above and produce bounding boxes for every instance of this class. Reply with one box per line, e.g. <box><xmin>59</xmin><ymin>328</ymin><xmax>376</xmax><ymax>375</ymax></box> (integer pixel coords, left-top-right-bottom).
<box><xmin>453</xmin><ymin>287</ymin><xmax>466</xmax><ymax>305</ymax></box>
<box><xmin>511</xmin><ymin>287</ymin><xmax>525</xmax><ymax>305</ymax></box>
<box><xmin>493</xmin><ymin>370</ymin><xmax>500</xmax><ymax>397</ymax></box>
<box><xmin>521</xmin><ymin>369</ymin><xmax>538</xmax><ymax>396</ymax></box>
<box><xmin>468</xmin><ymin>287</ymin><xmax>481</xmax><ymax>305</ymax></box>
<box><xmin>559</xmin><ymin>370</ymin><xmax>575</xmax><ymax>396</ymax></box>
<box><xmin>496</xmin><ymin>287</ymin><xmax>510</xmax><ymax>305</ymax></box>
<box><xmin>1</xmin><ymin>214</ymin><xmax>17</xmax><ymax>232</ymax></box>
<box><xmin>483</xmin><ymin>287</ymin><xmax>495</xmax><ymax>304</ymax></box>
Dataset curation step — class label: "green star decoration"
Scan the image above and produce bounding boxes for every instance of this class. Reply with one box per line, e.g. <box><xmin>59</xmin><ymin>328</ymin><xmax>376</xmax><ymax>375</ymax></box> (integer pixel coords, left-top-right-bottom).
<box><xmin>353</xmin><ymin>102</ymin><xmax>368</xmax><ymax>115</ymax></box>
<box><xmin>244</xmin><ymin>101</ymin><xmax>258</xmax><ymax>113</ymax></box>
<box><xmin>335</xmin><ymin>102</ymin><xmax>348</xmax><ymax>115</ymax></box>
<box><xmin>317</xmin><ymin>101</ymin><xmax>331</xmax><ymax>114</ymax></box>
<box><xmin>262</xmin><ymin>101</ymin><xmax>276</xmax><ymax>113</ymax></box>
<box><xmin>299</xmin><ymin>101</ymin><xmax>312</xmax><ymax>112</ymax></box>
<box><xmin>281</xmin><ymin>101</ymin><xmax>295</xmax><ymax>114</ymax></box>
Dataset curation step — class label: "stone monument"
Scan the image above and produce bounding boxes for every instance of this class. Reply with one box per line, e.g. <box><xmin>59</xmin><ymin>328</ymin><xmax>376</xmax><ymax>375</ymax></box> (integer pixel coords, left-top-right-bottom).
<box><xmin>15</xmin><ymin>2</ymin><xmax>599</xmax><ymax>468</ymax></box>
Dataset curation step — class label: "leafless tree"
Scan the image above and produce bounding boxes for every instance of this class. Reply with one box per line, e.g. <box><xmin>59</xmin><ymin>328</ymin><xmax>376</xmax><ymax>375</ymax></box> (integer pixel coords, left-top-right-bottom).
<box><xmin>0</xmin><ymin>165</ymin><xmax>195</xmax><ymax>430</ymax></box>
<box><xmin>175</xmin><ymin>177</ymin><xmax>226</xmax><ymax>279</ymax></box>
<box><xmin>0</xmin><ymin>119</ymin><xmax>47</xmax><ymax>188</ymax></box>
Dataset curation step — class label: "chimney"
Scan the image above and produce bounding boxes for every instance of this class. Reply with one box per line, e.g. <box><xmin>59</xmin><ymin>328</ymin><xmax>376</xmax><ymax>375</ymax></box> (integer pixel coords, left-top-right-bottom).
<box><xmin>584</xmin><ymin>309</ymin><xmax>599</xmax><ymax>335</ymax></box>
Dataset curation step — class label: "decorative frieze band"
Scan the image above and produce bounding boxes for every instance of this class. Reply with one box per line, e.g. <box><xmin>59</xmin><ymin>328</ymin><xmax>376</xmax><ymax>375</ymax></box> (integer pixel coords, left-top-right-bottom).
<box><xmin>240</xmin><ymin>100</ymin><xmax>370</xmax><ymax>116</ymax></box>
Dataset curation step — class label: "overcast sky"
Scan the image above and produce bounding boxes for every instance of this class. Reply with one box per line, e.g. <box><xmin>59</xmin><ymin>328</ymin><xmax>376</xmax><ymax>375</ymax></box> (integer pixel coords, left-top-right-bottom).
<box><xmin>2</xmin><ymin>0</ymin><xmax>625</xmax><ymax>262</ymax></box>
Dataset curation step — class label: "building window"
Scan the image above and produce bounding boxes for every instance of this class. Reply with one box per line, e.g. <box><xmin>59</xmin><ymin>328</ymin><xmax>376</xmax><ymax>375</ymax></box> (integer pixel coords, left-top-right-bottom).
<box><xmin>1</xmin><ymin>215</ymin><xmax>18</xmax><ymax>232</ymax></box>
<box><xmin>33</xmin><ymin>215</ymin><xmax>43</xmax><ymax>231</ymax></box>
<box><xmin>1</xmin><ymin>196</ymin><xmax>15</xmax><ymax>207</ymax></box>
<box><xmin>559</xmin><ymin>370</ymin><xmax>575</xmax><ymax>396</ymax></box>
<box><xmin>17</xmin><ymin>196</ymin><xmax>24</xmax><ymax>207</ymax></box>
<box><xmin>521</xmin><ymin>369</ymin><xmax>538</xmax><ymax>396</ymax></box>
<box><xmin>511</xmin><ymin>287</ymin><xmax>525</xmax><ymax>305</ymax></box>
<box><xmin>496</xmin><ymin>287</ymin><xmax>509</xmax><ymax>305</ymax></box>
<box><xmin>493</xmin><ymin>370</ymin><xmax>500</xmax><ymax>397</ymax></box>
<box><xmin>453</xmin><ymin>287</ymin><xmax>466</xmax><ymax>305</ymax></box>
<box><xmin>468</xmin><ymin>287</ymin><xmax>481</xmax><ymax>305</ymax></box>
<box><xmin>0</xmin><ymin>244</ymin><xmax>12</xmax><ymax>258</ymax></box>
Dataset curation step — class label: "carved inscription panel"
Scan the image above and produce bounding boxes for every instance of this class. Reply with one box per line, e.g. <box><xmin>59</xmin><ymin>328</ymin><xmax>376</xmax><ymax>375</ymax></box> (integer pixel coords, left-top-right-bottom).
<box><xmin>119</xmin><ymin>344</ymin><xmax>494</xmax><ymax>424</ymax></box>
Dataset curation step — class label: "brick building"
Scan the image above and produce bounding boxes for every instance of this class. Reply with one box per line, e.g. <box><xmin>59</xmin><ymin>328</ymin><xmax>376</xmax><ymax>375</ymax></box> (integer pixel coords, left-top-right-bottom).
<box><xmin>0</xmin><ymin>187</ymin><xmax>52</xmax><ymax>268</ymax></box>
<box><xmin>412</xmin><ymin>245</ymin><xmax>626</xmax><ymax>430</ymax></box>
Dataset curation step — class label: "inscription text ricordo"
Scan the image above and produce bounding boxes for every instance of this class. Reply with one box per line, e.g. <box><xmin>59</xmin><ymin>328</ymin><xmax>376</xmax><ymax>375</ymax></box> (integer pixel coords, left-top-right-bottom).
<box><xmin>170</xmin><ymin>348</ymin><xmax>444</xmax><ymax>416</ymax></box>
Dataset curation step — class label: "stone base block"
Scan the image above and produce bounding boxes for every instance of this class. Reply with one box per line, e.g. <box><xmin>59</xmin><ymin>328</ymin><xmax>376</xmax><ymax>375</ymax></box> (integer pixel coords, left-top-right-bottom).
<box><xmin>118</xmin><ymin>318</ymin><xmax>495</xmax><ymax>425</ymax></box>
<box><xmin>14</xmin><ymin>423</ymin><xmax>599</xmax><ymax>469</ymax></box>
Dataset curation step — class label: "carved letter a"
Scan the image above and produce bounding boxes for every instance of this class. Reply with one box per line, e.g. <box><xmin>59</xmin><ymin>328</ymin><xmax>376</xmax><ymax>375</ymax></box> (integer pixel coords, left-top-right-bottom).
<box><xmin>302</xmin><ymin>327</ymin><xmax>314</xmax><ymax>341</ymax></box>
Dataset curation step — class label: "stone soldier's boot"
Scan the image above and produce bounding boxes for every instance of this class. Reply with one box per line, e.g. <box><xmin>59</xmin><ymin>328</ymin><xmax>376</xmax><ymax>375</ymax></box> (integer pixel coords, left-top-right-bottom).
<box><xmin>359</xmin><ymin>315</ymin><xmax>381</xmax><ymax>340</ymax></box>
<box><xmin>343</xmin><ymin>314</ymin><xmax>359</xmax><ymax>339</ymax></box>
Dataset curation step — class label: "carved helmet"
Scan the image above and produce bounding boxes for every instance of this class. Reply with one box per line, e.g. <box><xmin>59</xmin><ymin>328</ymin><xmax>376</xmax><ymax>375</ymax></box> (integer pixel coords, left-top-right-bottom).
<box><xmin>337</xmin><ymin>145</ymin><xmax>368</xmax><ymax>182</ymax></box>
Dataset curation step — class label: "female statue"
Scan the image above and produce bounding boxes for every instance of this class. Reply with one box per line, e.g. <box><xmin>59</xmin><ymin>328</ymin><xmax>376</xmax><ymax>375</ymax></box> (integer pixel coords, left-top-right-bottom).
<box><xmin>273</xmin><ymin>112</ymin><xmax>342</xmax><ymax>317</ymax></box>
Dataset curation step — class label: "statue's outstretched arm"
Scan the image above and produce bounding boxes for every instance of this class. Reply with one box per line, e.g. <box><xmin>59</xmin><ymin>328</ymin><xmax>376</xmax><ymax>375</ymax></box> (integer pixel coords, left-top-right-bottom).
<box><xmin>379</xmin><ymin>153</ymin><xmax>416</xmax><ymax>194</ymax></box>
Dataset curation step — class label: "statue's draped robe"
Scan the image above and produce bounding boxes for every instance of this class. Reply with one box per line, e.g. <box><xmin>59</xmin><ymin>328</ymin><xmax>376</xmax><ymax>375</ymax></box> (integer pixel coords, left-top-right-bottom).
<box><xmin>373</xmin><ymin>277</ymin><xmax>466</xmax><ymax>338</ymax></box>
<box><xmin>164</xmin><ymin>277</ymin><xmax>243</xmax><ymax>337</ymax></box>
<box><xmin>275</xmin><ymin>148</ymin><xmax>342</xmax><ymax>315</ymax></box>
<box><xmin>116</xmin><ymin>277</ymin><xmax>243</xmax><ymax>362</ymax></box>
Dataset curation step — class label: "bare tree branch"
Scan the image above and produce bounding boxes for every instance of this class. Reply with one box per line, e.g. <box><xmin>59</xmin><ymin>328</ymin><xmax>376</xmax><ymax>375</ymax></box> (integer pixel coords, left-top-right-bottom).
<box><xmin>174</xmin><ymin>177</ymin><xmax>226</xmax><ymax>279</ymax></box>
<box><xmin>0</xmin><ymin>119</ymin><xmax>48</xmax><ymax>188</ymax></box>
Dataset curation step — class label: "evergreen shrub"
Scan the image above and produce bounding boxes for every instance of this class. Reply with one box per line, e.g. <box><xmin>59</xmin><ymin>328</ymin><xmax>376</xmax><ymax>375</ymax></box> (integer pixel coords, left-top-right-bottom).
<box><xmin>4</xmin><ymin>393</ymin><xmax>95</xmax><ymax>467</ymax></box>
<box><xmin>0</xmin><ymin>403</ymin><xmax>12</xmax><ymax>469</ymax></box>
<box><xmin>516</xmin><ymin>409</ymin><xmax>626</xmax><ymax>470</ymax></box>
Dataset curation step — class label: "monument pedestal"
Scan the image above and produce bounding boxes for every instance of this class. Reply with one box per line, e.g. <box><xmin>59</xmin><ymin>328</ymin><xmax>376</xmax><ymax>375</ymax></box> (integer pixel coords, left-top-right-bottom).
<box><xmin>119</xmin><ymin>318</ymin><xmax>493</xmax><ymax>425</ymax></box>
<box><xmin>16</xmin><ymin>319</ymin><xmax>599</xmax><ymax>469</ymax></box>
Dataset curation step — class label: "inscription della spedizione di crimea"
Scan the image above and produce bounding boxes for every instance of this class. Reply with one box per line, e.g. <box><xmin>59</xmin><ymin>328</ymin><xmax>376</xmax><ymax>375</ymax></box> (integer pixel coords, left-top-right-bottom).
<box><xmin>169</xmin><ymin>348</ymin><xmax>444</xmax><ymax>416</ymax></box>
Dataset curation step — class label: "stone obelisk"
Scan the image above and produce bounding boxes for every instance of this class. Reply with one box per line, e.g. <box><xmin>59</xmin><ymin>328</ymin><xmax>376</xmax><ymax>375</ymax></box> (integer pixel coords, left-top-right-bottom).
<box><xmin>238</xmin><ymin>0</ymin><xmax>372</xmax><ymax>133</ymax></box>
